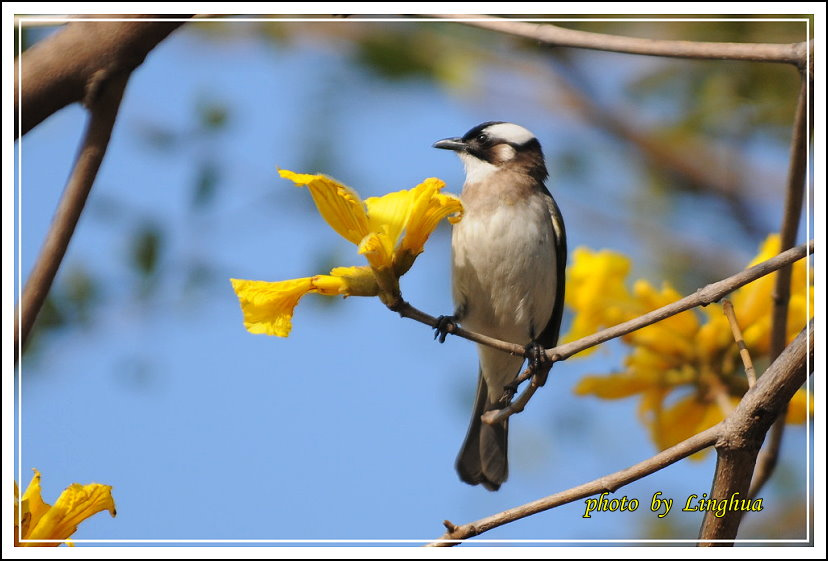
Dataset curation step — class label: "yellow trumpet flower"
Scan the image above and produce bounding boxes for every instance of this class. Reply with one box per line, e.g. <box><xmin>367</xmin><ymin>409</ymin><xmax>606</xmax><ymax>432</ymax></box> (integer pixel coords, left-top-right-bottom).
<box><xmin>564</xmin><ymin>234</ymin><xmax>813</xmax><ymax>452</ymax></box>
<box><xmin>15</xmin><ymin>469</ymin><xmax>116</xmax><ymax>547</ymax></box>
<box><xmin>231</xmin><ymin>170</ymin><xmax>463</xmax><ymax>337</ymax></box>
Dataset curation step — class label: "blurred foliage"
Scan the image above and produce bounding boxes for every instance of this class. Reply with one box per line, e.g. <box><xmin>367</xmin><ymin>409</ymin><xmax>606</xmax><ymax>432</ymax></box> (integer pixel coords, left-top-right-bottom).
<box><xmin>354</xmin><ymin>29</ymin><xmax>435</xmax><ymax>80</ymax></box>
<box><xmin>22</xmin><ymin>16</ymin><xmax>812</xmax><ymax>351</ymax></box>
<box><xmin>131</xmin><ymin>221</ymin><xmax>162</xmax><ymax>279</ymax></box>
<box><xmin>24</xmin><ymin>266</ymin><xmax>99</xmax><ymax>358</ymax></box>
<box><xmin>197</xmin><ymin>100</ymin><xmax>229</xmax><ymax>130</ymax></box>
<box><xmin>24</xmin><ymin>95</ymin><xmax>232</xmax><ymax>356</ymax></box>
<box><xmin>17</xmin><ymin>16</ymin><xmax>812</xmax><ymax>542</ymax></box>
<box><xmin>192</xmin><ymin>160</ymin><xmax>220</xmax><ymax>209</ymax></box>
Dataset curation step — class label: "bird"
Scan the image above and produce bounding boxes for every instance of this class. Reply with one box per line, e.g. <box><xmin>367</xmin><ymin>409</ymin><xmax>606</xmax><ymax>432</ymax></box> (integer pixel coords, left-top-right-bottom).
<box><xmin>433</xmin><ymin>121</ymin><xmax>567</xmax><ymax>491</ymax></box>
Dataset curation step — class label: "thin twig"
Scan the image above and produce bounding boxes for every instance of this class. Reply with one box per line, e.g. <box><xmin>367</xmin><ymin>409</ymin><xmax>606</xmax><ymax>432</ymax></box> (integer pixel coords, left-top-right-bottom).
<box><xmin>748</xmin><ymin>417</ymin><xmax>786</xmax><ymax>500</ymax></box>
<box><xmin>481</xmin><ymin>367</ymin><xmax>544</xmax><ymax>426</ymax></box>
<box><xmin>770</xmin><ymin>74</ymin><xmax>811</xmax><ymax>363</ymax></box>
<box><xmin>391</xmin><ymin>301</ymin><xmax>522</xmax><ymax>356</ymax></box>
<box><xmin>546</xmin><ymin>241</ymin><xmax>812</xmax><ymax>365</ymax></box>
<box><xmin>430</xmin><ymin>15</ymin><xmax>809</xmax><ymax>67</ymax></box>
<box><xmin>14</xmin><ymin>73</ymin><xmax>129</xmax><ymax>363</ymax></box>
<box><xmin>392</xmin><ymin>241</ymin><xmax>812</xmax><ymax>366</ymax></box>
<box><xmin>546</xmin><ymin>55</ymin><xmax>769</xmax><ymax>237</ymax></box>
<box><xmin>431</xmin><ymin>323</ymin><xmax>812</xmax><ymax>546</ymax></box>
<box><xmin>705</xmin><ymin>372</ymin><xmax>737</xmax><ymax>417</ymax></box>
<box><xmin>430</xmin><ymin>425</ymin><xmax>721</xmax><ymax>546</ymax></box>
<box><xmin>722</xmin><ymin>299</ymin><xmax>757</xmax><ymax>388</ymax></box>
<box><xmin>391</xmin><ymin>241</ymin><xmax>812</xmax><ymax>427</ymax></box>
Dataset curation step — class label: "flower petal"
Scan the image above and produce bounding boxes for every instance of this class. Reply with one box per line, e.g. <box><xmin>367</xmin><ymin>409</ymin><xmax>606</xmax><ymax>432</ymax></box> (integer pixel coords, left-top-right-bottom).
<box><xmin>364</xmin><ymin>189</ymin><xmax>415</xmax><ymax>252</ymax></box>
<box><xmin>399</xmin><ymin>178</ymin><xmax>462</xmax><ymax>253</ymax></box>
<box><xmin>362</xmin><ymin>178</ymin><xmax>462</xmax><ymax>276</ymax></box>
<box><xmin>358</xmin><ymin>232</ymin><xmax>395</xmax><ymax>272</ymax></box>
<box><xmin>561</xmin><ymin>247</ymin><xmax>634</xmax><ymax>354</ymax></box>
<box><xmin>785</xmin><ymin>389</ymin><xmax>813</xmax><ymax>424</ymax></box>
<box><xmin>25</xmin><ymin>482</ymin><xmax>115</xmax><ymax>545</ymax></box>
<box><xmin>574</xmin><ymin>372</ymin><xmax>652</xmax><ymax>399</ymax></box>
<box><xmin>231</xmin><ymin>277</ymin><xmax>314</xmax><ymax>337</ymax></box>
<box><xmin>20</xmin><ymin>469</ymin><xmax>51</xmax><ymax>536</ymax></box>
<box><xmin>652</xmin><ymin>394</ymin><xmax>709</xmax><ymax>450</ymax></box>
<box><xmin>279</xmin><ymin>169</ymin><xmax>370</xmax><ymax>246</ymax></box>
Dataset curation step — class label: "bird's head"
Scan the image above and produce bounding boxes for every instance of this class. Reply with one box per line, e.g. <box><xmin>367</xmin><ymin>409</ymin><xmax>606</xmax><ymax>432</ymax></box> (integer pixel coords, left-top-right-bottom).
<box><xmin>433</xmin><ymin>121</ymin><xmax>548</xmax><ymax>183</ymax></box>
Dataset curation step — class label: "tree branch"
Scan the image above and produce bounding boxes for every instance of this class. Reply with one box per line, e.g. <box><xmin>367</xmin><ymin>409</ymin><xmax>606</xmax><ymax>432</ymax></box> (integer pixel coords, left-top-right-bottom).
<box><xmin>393</xmin><ymin>241</ymin><xmax>811</xmax><ymax>366</ymax></box>
<box><xmin>390</xmin><ymin>240</ymin><xmax>811</xmax><ymax>429</ymax></box>
<box><xmin>545</xmin><ymin>55</ymin><xmax>773</xmax><ymax>238</ymax></box>
<box><xmin>429</xmin><ymin>426</ymin><xmax>720</xmax><ymax>546</ymax></box>
<box><xmin>770</xmin><ymin>73</ymin><xmax>811</xmax><ymax>363</ymax></box>
<box><xmin>546</xmin><ymin>241</ymin><xmax>812</xmax><ymax>365</ymax></box>
<box><xmin>747</xmin><ymin>417</ymin><xmax>786</xmax><ymax>501</ymax></box>
<box><xmin>430</xmin><ymin>322</ymin><xmax>812</xmax><ymax>546</ymax></box>
<box><xmin>14</xmin><ymin>15</ymin><xmax>193</xmax><ymax>361</ymax></box>
<box><xmin>15</xmin><ymin>15</ymin><xmax>189</xmax><ymax>138</ymax></box>
<box><xmin>722</xmin><ymin>299</ymin><xmax>757</xmax><ymax>388</ymax></box>
<box><xmin>697</xmin><ymin>321</ymin><xmax>813</xmax><ymax>544</ymax></box>
<box><xmin>14</xmin><ymin>72</ymin><xmax>129</xmax><ymax>363</ymax></box>
<box><xmin>430</xmin><ymin>15</ymin><xmax>810</xmax><ymax>67</ymax></box>
<box><xmin>744</xmin><ymin>68</ymin><xmax>812</xmax><ymax>504</ymax></box>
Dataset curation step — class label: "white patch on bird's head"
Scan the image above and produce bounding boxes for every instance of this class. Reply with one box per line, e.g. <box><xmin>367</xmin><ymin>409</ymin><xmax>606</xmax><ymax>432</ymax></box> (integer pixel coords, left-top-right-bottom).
<box><xmin>459</xmin><ymin>152</ymin><xmax>498</xmax><ymax>183</ymax></box>
<box><xmin>492</xmin><ymin>143</ymin><xmax>517</xmax><ymax>162</ymax></box>
<box><xmin>484</xmin><ymin>122</ymin><xmax>536</xmax><ymax>146</ymax></box>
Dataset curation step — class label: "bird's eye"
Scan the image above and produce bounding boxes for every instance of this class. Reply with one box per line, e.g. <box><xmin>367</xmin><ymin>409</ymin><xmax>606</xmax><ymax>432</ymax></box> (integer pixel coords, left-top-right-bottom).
<box><xmin>476</xmin><ymin>133</ymin><xmax>488</xmax><ymax>143</ymax></box>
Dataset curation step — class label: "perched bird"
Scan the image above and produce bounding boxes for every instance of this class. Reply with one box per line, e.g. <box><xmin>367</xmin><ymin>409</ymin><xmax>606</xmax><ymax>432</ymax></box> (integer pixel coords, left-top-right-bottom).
<box><xmin>433</xmin><ymin>121</ymin><xmax>567</xmax><ymax>491</ymax></box>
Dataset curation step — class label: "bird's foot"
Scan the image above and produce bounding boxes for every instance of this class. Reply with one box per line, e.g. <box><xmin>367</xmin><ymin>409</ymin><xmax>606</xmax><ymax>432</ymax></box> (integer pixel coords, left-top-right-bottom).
<box><xmin>525</xmin><ymin>341</ymin><xmax>550</xmax><ymax>386</ymax></box>
<box><xmin>501</xmin><ymin>379</ymin><xmax>520</xmax><ymax>403</ymax></box>
<box><xmin>433</xmin><ymin>315</ymin><xmax>457</xmax><ymax>344</ymax></box>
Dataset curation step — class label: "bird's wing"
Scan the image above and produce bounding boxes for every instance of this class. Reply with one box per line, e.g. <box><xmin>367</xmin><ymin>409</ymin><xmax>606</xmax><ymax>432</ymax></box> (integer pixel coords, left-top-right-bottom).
<box><xmin>537</xmin><ymin>188</ymin><xmax>567</xmax><ymax>349</ymax></box>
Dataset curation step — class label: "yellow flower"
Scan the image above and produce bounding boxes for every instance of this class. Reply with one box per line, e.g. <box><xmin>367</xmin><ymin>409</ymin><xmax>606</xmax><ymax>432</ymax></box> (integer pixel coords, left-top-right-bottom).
<box><xmin>568</xmin><ymin>234</ymin><xmax>813</xmax><ymax>452</ymax></box>
<box><xmin>15</xmin><ymin>469</ymin><xmax>116</xmax><ymax>547</ymax></box>
<box><xmin>230</xmin><ymin>267</ymin><xmax>378</xmax><ymax>337</ymax></box>
<box><xmin>562</xmin><ymin>248</ymin><xmax>634</xmax><ymax>353</ymax></box>
<box><xmin>231</xmin><ymin>170</ymin><xmax>463</xmax><ymax>336</ymax></box>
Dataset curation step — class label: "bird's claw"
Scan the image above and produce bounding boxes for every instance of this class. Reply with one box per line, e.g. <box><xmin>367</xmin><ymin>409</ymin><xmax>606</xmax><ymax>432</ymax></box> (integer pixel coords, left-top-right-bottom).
<box><xmin>502</xmin><ymin>379</ymin><xmax>520</xmax><ymax>402</ymax></box>
<box><xmin>525</xmin><ymin>341</ymin><xmax>550</xmax><ymax>386</ymax></box>
<box><xmin>433</xmin><ymin>315</ymin><xmax>457</xmax><ymax>344</ymax></box>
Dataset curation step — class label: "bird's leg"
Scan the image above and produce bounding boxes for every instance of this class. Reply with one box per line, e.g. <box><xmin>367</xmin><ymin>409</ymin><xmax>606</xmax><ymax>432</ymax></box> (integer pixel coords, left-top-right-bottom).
<box><xmin>433</xmin><ymin>315</ymin><xmax>457</xmax><ymax>344</ymax></box>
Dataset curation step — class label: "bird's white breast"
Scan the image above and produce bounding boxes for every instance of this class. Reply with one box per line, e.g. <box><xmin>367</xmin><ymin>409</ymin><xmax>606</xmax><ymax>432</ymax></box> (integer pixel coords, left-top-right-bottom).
<box><xmin>451</xmin><ymin>193</ymin><xmax>557</xmax><ymax>345</ymax></box>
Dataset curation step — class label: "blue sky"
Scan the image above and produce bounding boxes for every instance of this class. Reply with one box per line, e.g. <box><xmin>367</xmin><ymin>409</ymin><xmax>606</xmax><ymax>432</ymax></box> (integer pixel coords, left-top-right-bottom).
<box><xmin>10</xmin><ymin>15</ymin><xmax>817</xmax><ymax>547</ymax></box>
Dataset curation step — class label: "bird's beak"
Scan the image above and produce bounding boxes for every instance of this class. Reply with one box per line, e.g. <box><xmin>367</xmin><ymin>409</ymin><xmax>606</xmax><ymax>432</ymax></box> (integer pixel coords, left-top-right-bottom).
<box><xmin>432</xmin><ymin>137</ymin><xmax>466</xmax><ymax>152</ymax></box>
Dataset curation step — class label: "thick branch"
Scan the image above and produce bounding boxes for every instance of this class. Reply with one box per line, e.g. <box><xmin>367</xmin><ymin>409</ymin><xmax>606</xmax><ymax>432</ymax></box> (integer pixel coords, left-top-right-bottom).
<box><xmin>431</xmin><ymin>15</ymin><xmax>809</xmax><ymax>66</ymax></box>
<box><xmin>15</xmin><ymin>15</ymin><xmax>188</xmax><ymax>137</ymax></box>
<box><xmin>698</xmin><ymin>322</ymin><xmax>813</xmax><ymax>544</ymax></box>
<box><xmin>14</xmin><ymin>72</ymin><xmax>129</xmax><ymax>363</ymax></box>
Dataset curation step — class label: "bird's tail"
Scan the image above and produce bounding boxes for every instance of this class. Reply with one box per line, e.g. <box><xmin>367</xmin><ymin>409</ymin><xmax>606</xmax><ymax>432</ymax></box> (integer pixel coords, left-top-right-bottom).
<box><xmin>455</xmin><ymin>369</ymin><xmax>508</xmax><ymax>491</ymax></box>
